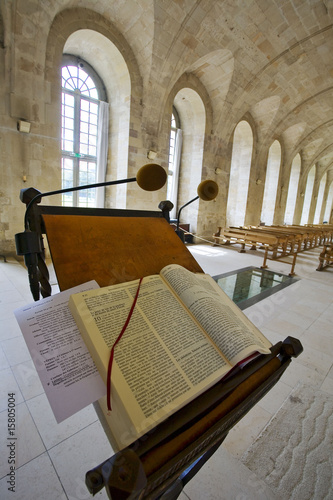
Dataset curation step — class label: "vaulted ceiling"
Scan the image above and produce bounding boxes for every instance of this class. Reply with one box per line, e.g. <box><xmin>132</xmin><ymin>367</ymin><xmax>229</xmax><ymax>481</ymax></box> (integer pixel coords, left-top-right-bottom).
<box><xmin>11</xmin><ymin>0</ymin><xmax>333</xmax><ymax>174</ymax></box>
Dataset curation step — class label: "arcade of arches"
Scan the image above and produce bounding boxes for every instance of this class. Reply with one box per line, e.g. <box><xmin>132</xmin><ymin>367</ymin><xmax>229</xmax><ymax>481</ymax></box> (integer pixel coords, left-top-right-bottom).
<box><xmin>1</xmin><ymin>1</ymin><xmax>333</xmax><ymax>254</ymax></box>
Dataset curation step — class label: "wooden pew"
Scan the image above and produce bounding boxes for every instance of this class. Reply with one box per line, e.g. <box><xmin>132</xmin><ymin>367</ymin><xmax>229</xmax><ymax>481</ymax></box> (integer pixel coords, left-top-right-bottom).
<box><xmin>250</xmin><ymin>226</ymin><xmax>307</xmax><ymax>253</ymax></box>
<box><xmin>251</xmin><ymin>224</ymin><xmax>333</xmax><ymax>252</ymax></box>
<box><xmin>281</xmin><ymin>224</ymin><xmax>333</xmax><ymax>247</ymax></box>
<box><xmin>247</xmin><ymin>226</ymin><xmax>301</xmax><ymax>255</ymax></box>
<box><xmin>316</xmin><ymin>244</ymin><xmax>333</xmax><ymax>271</ymax></box>
<box><xmin>213</xmin><ymin>227</ymin><xmax>282</xmax><ymax>258</ymax></box>
<box><xmin>213</xmin><ymin>224</ymin><xmax>333</xmax><ymax>275</ymax></box>
<box><xmin>213</xmin><ymin>225</ymin><xmax>333</xmax><ymax>255</ymax></box>
<box><xmin>277</xmin><ymin>225</ymin><xmax>320</xmax><ymax>249</ymax></box>
<box><xmin>302</xmin><ymin>224</ymin><xmax>333</xmax><ymax>245</ymax></box>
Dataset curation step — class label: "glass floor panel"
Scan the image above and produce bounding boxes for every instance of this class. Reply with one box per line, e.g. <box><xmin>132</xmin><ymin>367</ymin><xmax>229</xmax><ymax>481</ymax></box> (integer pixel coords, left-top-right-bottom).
<box><xmin>213</xmin><ymin>266</ymin><xmax>299</xmax><ymax>310</ymax></box>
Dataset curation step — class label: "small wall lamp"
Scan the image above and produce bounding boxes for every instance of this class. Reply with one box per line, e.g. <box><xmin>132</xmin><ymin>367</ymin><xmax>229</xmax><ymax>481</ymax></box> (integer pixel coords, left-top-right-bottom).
<box><xmin>17</xmin><ymin>120</ymin><xmax>31</xmax><ymax>134</ymax></box>
<box><xmin>147</xmin><ymin>150</ymin><xmax>157</xmax><ymax>160</ymax></box>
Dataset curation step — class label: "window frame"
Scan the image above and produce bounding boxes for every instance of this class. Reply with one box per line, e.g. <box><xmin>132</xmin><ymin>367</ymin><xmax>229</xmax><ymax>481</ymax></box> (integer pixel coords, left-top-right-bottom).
<box><xmin>61</xmin><ymin>54</ymin><xmax>107</xmax><ymax>207</ymax></box>
<box><xmin>167</xmin><ymin>106</ymin><xmax>181</xmax><ymax>204</ymax></box>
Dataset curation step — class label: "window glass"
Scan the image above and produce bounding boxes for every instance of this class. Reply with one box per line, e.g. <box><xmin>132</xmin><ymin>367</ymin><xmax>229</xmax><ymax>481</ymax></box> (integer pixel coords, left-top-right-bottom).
<box><xmin>284</xmin><ymin>154</ymin><xmax>301</xmax><ymax>224</ymax></box>
<box><xmin>167</xmin><ymin>110</ymin><xmax>181</xmax><ymax>208</ymax></box>
<box><xmin>61</xmin><ymin>59</ymin><xmax>102</xmax><ymax>207</ymax></box>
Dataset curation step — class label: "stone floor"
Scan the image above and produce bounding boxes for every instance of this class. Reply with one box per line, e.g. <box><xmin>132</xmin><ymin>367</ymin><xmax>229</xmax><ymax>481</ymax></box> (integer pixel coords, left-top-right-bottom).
<box><xmin>0</xmin><ymin>243</ymin><xmax>332</xmax><ymax>500</ymax></box>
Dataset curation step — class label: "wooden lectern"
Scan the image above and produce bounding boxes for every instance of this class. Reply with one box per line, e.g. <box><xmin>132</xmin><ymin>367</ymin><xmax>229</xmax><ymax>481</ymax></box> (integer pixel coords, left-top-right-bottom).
<box><xmin>18</xmin><ymin>196</ymin><xmax>303</xmax><ymax>500</ymax></box>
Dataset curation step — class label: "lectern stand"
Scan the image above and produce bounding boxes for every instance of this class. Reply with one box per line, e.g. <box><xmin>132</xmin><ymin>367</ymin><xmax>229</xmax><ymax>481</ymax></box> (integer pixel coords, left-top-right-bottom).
<box><xmin>17</xmin><ymin>197</ymin><xmax>303</xmax><ymax>500</ymax></box>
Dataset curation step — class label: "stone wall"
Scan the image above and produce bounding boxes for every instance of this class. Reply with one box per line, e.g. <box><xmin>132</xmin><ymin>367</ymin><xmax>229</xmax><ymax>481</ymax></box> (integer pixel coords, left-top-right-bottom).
<box><xmin>1</xmin><ymin>1</ymin><xmax>333</xmax><ymax>255</ymax></box>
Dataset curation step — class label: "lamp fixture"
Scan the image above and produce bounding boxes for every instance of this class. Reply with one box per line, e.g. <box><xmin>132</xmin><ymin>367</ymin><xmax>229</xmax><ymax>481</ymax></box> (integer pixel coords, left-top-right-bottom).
<box><xmin>147</xmin><ymin>150</ymin><xmax>157</xmax><ymax>160</ymax></box>
<box><xmin>17</xmin><ymin>120</ymin><xmax>31</xmax><ymax>134</ymax></box>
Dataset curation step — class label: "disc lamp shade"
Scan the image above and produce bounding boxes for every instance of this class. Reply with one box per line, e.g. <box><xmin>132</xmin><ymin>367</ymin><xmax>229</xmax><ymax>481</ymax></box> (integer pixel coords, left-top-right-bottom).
<box><xmin>136</xmin><ymin>163</ymin><xmax>167</xmax><ymax>191</ymax></box>
<box><xmin>197</xmin><ymin>180</ymin><xmax>219</xmax><ymax>201</ymax></box>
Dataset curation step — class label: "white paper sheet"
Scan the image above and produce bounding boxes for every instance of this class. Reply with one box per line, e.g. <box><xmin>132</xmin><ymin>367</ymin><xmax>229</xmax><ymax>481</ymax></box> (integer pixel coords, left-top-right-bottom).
<box><xmin>14</xmin><ymin>281</ymin><xmax>106</xmax><ymax>423</ymax></box>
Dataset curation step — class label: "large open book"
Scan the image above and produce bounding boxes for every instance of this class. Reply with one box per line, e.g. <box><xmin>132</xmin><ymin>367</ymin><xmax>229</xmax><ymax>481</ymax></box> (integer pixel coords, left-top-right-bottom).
<box><xmin>69</xmin><ymin>264</ymin><xmax>272</xmax><ymax>450</ymax></box>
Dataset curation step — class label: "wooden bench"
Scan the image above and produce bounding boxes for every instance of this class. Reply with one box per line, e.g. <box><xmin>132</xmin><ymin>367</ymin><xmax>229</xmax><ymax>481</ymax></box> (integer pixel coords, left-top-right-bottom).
<box><xmin>281</xmin><ymin>224</ymin><xmax>333</xmax><ymax>247</ymax></box>
<box><xmin>213</xmin><ymin>224</ymin><xmax>333</xmax><ymax>276</ymax></box>
<box><xmin>249</xmin><ymin>224</ymin><xmax>333</xmax><ymax>252</ymax></box>
<box><xmin>316</xmin><ymin>244</ymin><xmax>333</xmax><ymax>271</ymax></box>
<box><xmin>250</xmin><ymin>226</ymin><xmax>308</xmax><ymax>254</ymax></box>
<box><xmin>213</xmin><ymin>227</ymin><xmax>282</xmax><ymax>258</ymax></box>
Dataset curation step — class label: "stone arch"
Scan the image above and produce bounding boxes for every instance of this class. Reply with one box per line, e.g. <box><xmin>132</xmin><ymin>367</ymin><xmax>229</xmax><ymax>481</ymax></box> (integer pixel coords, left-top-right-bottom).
<box><xmin>186</xmin><ymin>49</ymin><xmax>234</xmax><ymax>132</ymax></box>
<box><xmin>44</xmin><ymin>7</ymin><xmax>146</xmax><ymax>208</ymax></box>
<box><xmin>45</xmin><ymin>8</ymin><xmax>142</xmax><ymax>145</ymax></box>
<box><xmin>261</xmin><ymin>139</ymin><xmax>282</xmax><ymax>225</ymax></box>
<box><xmin>285</xmin><ymin>153</ymin><xmax>301</xmax><ymax>224</ymax></box>
<box><xmin>314</xmin><ymin>172</ymin><xmax>327</xmax><ymax>223</ymax></box>
<box><xmin>250</xmin><ymin>96</ymin><xmax>281</xmax><ymax>141</ymax></box>
<box><xmin>227</xmin><ymin>120</ymin><xmax>254</xmax><ymax>227</ymax></box>
<box><xmin>160</xmin><ymin>72</ymin><xmax>213</xmax><ymax>151</ymax></box>
<box><xmin>158</xmin><ymin>72</ymin><xmax>214</xmax><ymax>233</ymax></box>
<box><xmin>323</xmin><ymin>179</ymin><xmax>333</xmax><ymax>222</ymax></box>
<box><xmin>62</xmin><ymin>30</ymin><xmax>132</xmax><ymax>207</ymax></box>
<box><xmin>45</xmin><ymin>8</ymin><xmax>142</xmax><ymax>94</ymax></box>
<box><xmin>172</xmin><ymin>87</ymin><xmax>206</xmax><ymax>233</ymax></box>
<box><xmin>301</xmin><ymin>164</ymin><xmax>316</xmax><ymax>225</ymax></box>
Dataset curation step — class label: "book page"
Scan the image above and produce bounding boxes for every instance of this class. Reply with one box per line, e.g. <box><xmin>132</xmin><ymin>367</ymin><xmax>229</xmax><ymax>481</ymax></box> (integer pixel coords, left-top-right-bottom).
<box><xmin>160</xmin><ymin>265</ymin><xmax>272</xmax><ymax>365</ymax></box>
<box><xmin>69</xmin><ymin>275</ymin><xmax>230</xmax><ymax>439</ymax></box>
<box><xmin>14</xmin><ymin>281</ymin><xmax>106</xmax><ymax>423</ymax></box>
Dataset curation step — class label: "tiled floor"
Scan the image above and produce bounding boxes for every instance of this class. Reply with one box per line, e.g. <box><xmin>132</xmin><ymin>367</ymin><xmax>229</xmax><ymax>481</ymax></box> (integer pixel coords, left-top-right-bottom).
<box><xmin>0</xmin><ymin>244</ymin><xmax>332</xmax><ymax>500</ymax></box>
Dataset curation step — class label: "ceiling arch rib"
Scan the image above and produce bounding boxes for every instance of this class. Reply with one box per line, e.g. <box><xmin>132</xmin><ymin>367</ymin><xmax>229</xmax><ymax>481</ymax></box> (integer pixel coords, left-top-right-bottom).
<box><xmin>225</xmin><ymin>25</ymin><xmax>333</xmax><ymax>150</ymax></box>
<box><xmin>186</xmin><ymin>49</ymin><xmax>234</xmax><ymax>130</ymax></box>
<box><xmin>273</xmin><ymin>88</ymin><xmax>333</xmax><ymax>169</ymax></box>
<box><xmin>250</xmin><ymin>95</ymin><xmax>281</xmax><ymax>140</ymax></box>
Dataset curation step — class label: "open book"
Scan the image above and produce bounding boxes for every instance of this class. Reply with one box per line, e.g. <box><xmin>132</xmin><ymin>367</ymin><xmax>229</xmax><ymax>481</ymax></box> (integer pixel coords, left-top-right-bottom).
<box><xmin>69</xmin><ymin>264</ymin><xmax>272</xmax><ymax>450</ymax></box>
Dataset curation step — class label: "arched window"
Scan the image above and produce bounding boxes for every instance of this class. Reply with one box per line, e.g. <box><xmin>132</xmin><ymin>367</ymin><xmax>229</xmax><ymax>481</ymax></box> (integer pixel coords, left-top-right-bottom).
<box><xmin>301</xmin><ymin>165</ymin><xmax>316</xmax><ymax>225</ymax></box>
<box><xmin>61</xmin><ymin>55</ymin><xmax>107</xmax><ymax>207</ymax></box>
<box><xmin>314</xmin><ymin>173</ymin><xmax>326</xmax><ymax>223</ymax></box>
<box><xmin>227</xmin><ymin>121</ymin><xmax>253</xmax><ymax>227</ymax></box>
<box><xmin>323</xmin><ymin>181</ymin><xmax>333</xmax><ymax>222</ymax></box>
<box><xmin>171</xmin><ymin>89</ymin><xmax>205</xmax><ymax>233</ymax></box>
<box><xmin>167</xmin><ymin>107</ymin><xmax>182</xmax><ymax>219</ymax></box>
<box><xmin>284</xmin><ymin>154</ymin><xmax>301</xmax><ymax>224</ymax></box>
<box><xmin>261</xmin><ymin>140</ymin><xmax>281</xmax><ymax>225</ymax></box>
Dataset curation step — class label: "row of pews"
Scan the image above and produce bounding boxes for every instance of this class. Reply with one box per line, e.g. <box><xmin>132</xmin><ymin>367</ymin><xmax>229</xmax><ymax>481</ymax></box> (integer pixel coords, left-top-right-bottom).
<box><xmin>213</xmin><ymin>224</ymin><xmax>333</xmax><ymax>261</ymax></box>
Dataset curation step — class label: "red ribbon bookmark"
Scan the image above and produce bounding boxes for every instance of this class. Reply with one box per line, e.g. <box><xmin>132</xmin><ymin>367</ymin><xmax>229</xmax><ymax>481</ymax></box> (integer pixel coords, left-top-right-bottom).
<box><xmin>107</xmin><ymin>277</ymin><xmax>143</xmax><ymax>413</ymax></box>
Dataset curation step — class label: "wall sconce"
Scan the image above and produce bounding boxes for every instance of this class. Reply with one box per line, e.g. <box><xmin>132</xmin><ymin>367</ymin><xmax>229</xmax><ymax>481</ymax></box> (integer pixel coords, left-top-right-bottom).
<box><xmin>256</xmin><ymin>179</ymin><xmax>262</xmax><ymax>185</ymax></box>
<box><xmin>147</xmin><ymin>150</ymin><xmax>157</xmax><ymax>160</ymax></box>
<box><xmin>300</xmin><ymin>192</ymin><xmax>304</xmax><ymax>197</ymax></box>
<box><xmin>17</xmin><ymin>120</ymin><xmax>31</xmax><ymax>133</ymax></box>
<box><xmin>215</xmin><ymin>167</ymin><xmax>222</xmax><ymax>175</ymax></box>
